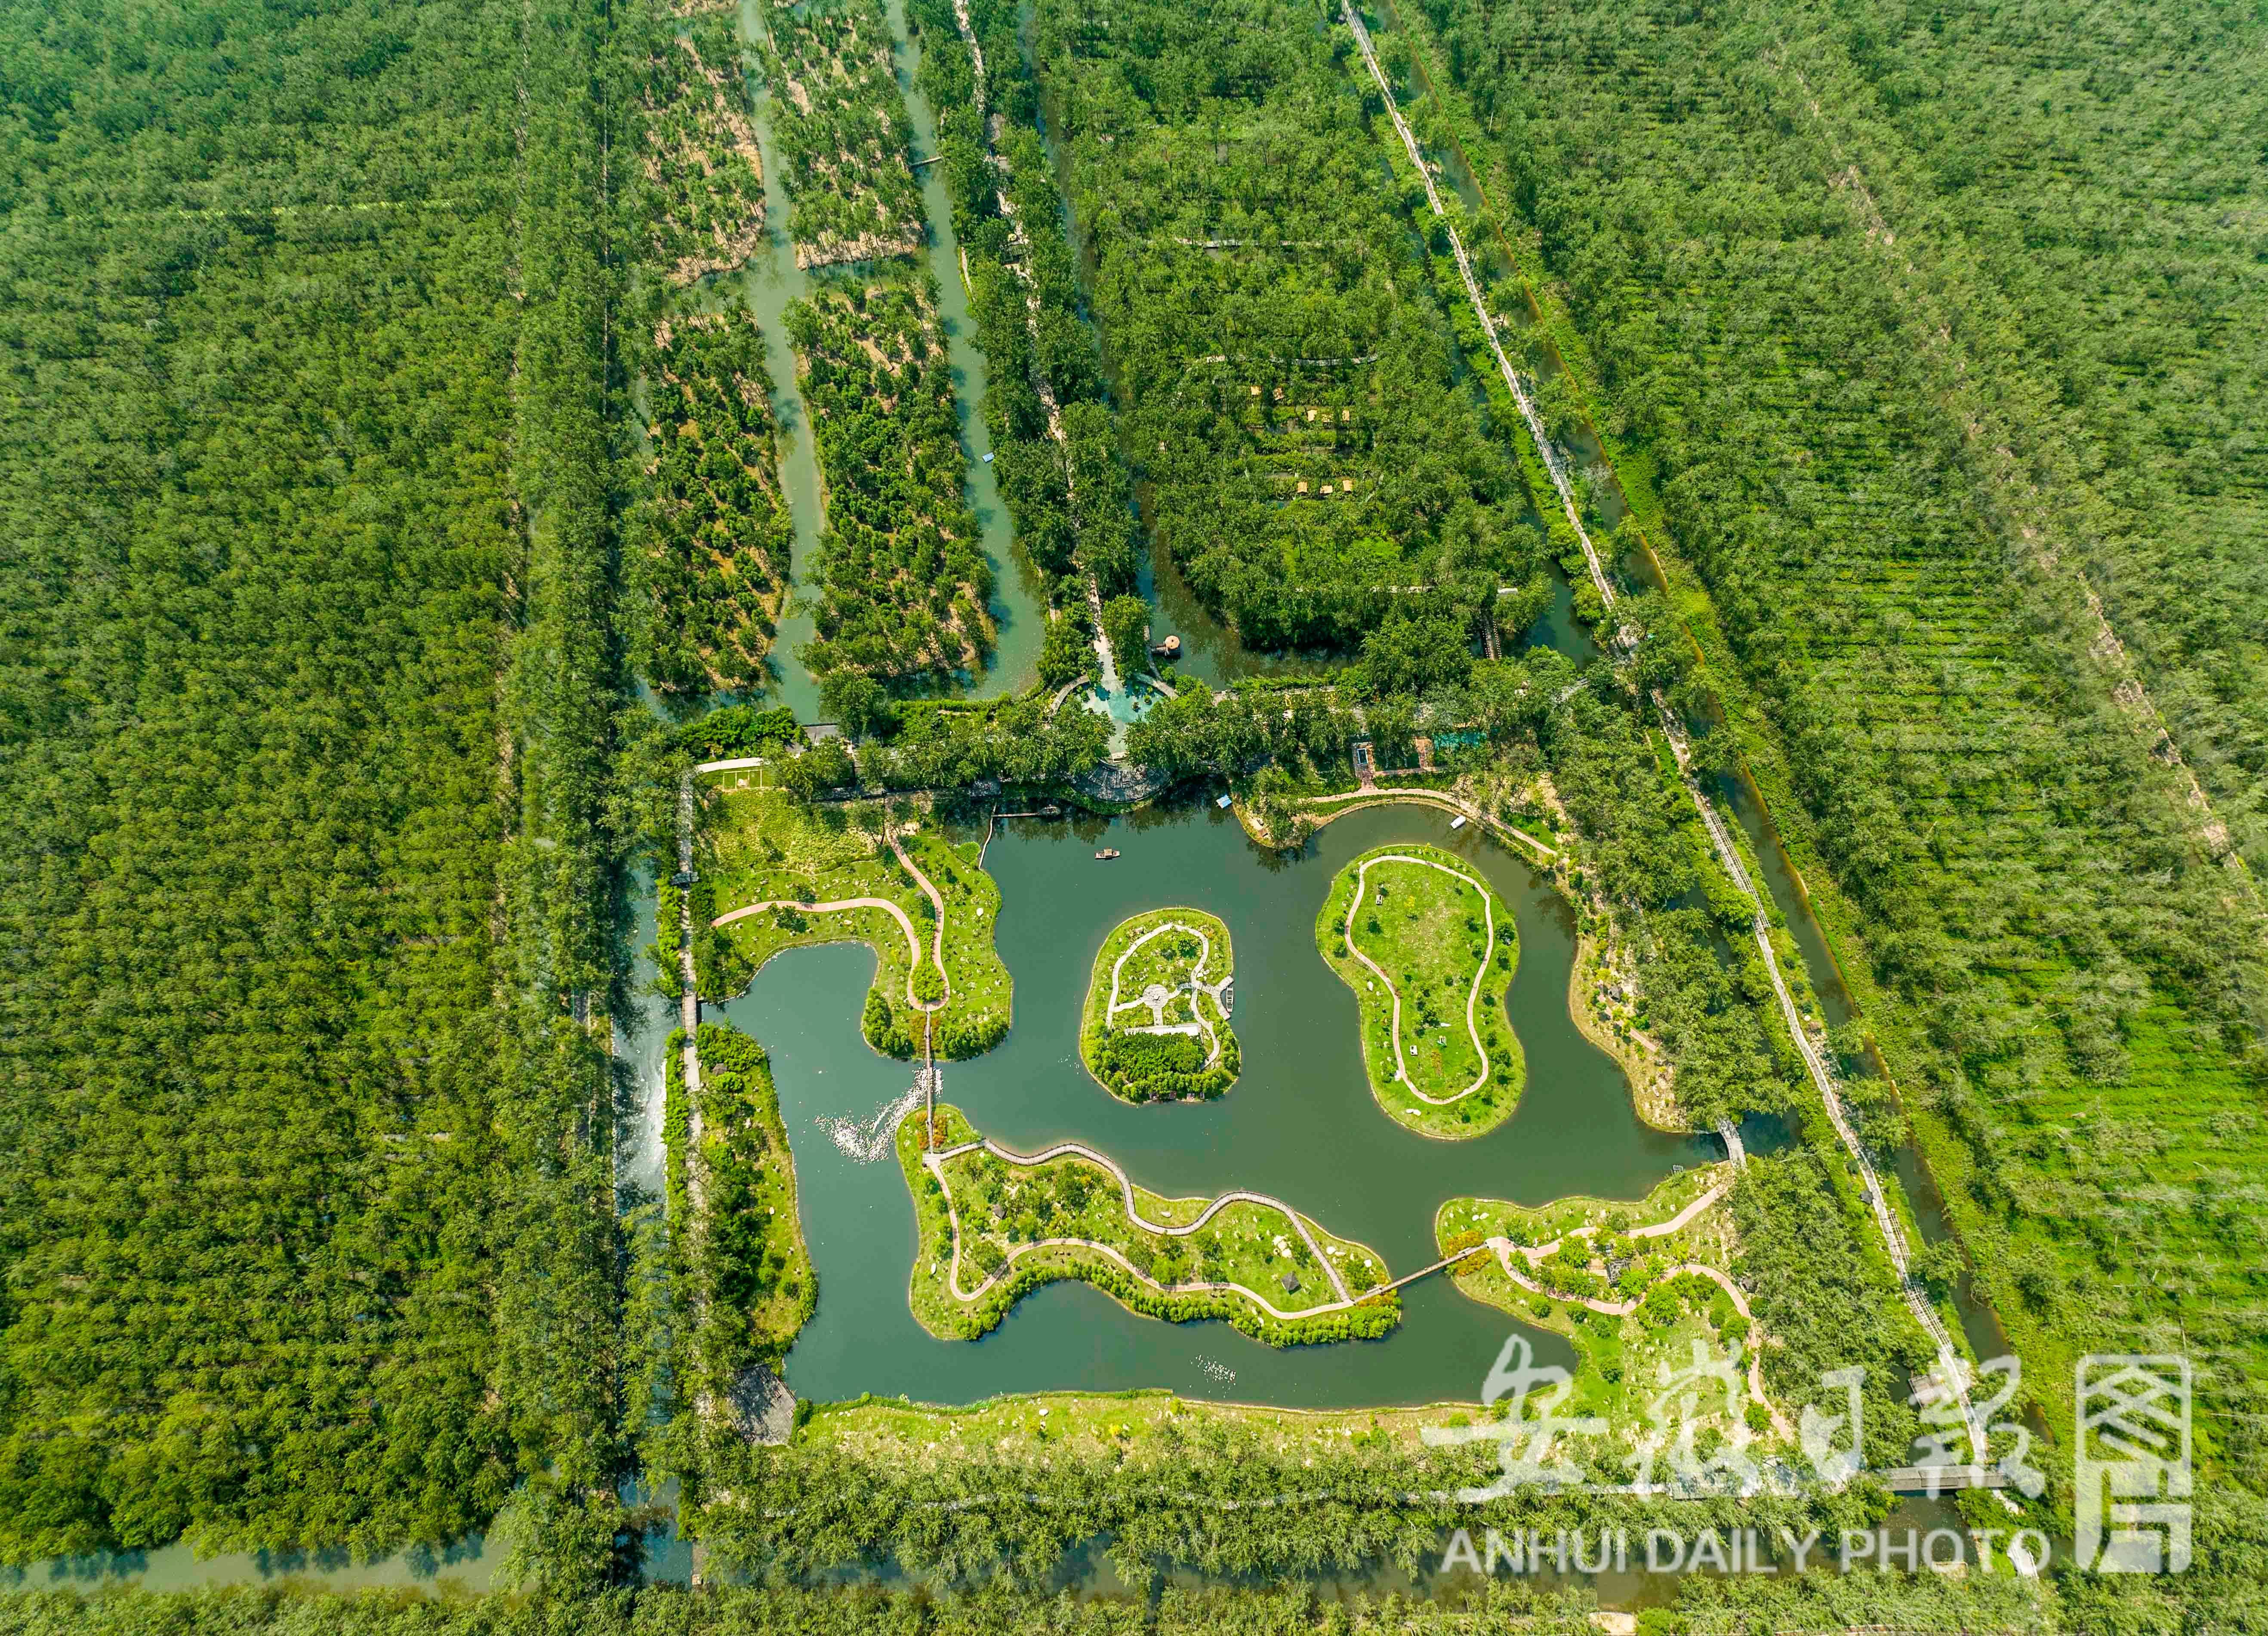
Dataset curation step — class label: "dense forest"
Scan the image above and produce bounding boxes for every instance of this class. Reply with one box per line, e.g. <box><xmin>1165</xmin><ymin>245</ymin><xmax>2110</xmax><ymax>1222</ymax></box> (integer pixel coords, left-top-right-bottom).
<box><xmin>789</xmin><ymin>274</ymin><xmax>996</xmax><ymax>693</ymax></box>
<box><xmin>0</xmin><ymin>0</ymin><xmax>630</xmax><ymax>1569</ymax></box>
<box><xmin>1026</xmin><ymin>0</ymin><xmax>1551</xmax><ymax>656</ymax></box>
<box><xmin>8</xmin><ymin>0</ymin><xmax>2264</xmax><ymax>1609</ymax></box>
<box><xmin>1393</xmin><ymin>0</ymin><xmax>2268</xmax><ymax>1479</ymax></box>
<box><xmin>759</xmin><ymin>0</ymin><xmax>926</xmax><ymax>268</ymax></box>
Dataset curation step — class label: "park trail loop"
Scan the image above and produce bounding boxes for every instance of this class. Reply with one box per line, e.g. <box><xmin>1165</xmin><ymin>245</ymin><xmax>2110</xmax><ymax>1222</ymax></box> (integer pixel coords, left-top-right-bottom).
<box><xmin>1343</xmin><ymin>852</ymin><xmax>1497</xmax><ymax>1105</ymax></box>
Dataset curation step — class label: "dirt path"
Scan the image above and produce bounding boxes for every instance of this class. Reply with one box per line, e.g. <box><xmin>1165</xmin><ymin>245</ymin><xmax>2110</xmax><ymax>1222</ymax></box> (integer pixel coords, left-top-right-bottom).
<box><xmin>1773</xmin><ymin>53</ymin><xmax>2256</xmax><ymax>905</ymax></box>
<box><xmin>1344</xmin><ymin>0</ymin><xmax>1984</xmax><ymax>1453</ymax></box>
<box><xmin>1343</xmin><ymin>1</ymin><xmax>1617</xmax><ymax>622</ymax></box>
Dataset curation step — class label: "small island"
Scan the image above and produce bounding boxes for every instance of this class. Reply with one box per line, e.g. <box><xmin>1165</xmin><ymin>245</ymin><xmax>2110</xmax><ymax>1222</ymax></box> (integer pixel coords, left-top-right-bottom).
<box><xmin>1433</xmin><ymin>1165</ymin><xmax>1786</xmax><ymax>1436</ymax></box>
<box><xmin>901</xmin><ymin>1105</ymin><xmax>1397</xmax><ymax>1345</ymax></box>
<box><xmin>1316</xmin><ymin>843</ymin><xmax>1525</xmax><ymax>1139</ymax></box>
<box><xmin>1079</xmin><ymin>907</ymin><xmax>1240</xmax><ymax>1102</ymax></box>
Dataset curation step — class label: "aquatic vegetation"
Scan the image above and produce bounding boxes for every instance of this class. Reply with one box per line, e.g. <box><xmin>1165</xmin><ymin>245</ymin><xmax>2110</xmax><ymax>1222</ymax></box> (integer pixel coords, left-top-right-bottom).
<box><xmin>1316</xmin><ymin>843</ymin><xmax>1524</xmax><ymax>1138</ymax></box>
<box><xmin>1080</xmin><ymin>908</ymin><xmax>1241</xmax><ymax>1103</ymax></box>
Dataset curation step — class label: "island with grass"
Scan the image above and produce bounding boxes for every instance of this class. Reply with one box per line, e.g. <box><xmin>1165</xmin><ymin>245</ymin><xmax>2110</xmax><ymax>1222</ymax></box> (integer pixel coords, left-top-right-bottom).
<box><xmin>1316</xmin><ymin>843</ymin><xmax>1524</xmax><ymax>1139</ymax></box>
<box><xmin>898</xmin><ymin>1104</ymin><xmax>1397</xmax><ymax>1345</ymax></box>
<box><xmin>693</xmin><ymin>780</ymin><xmax>1010</xmax><ymax>1060</ymax></box>
<box><xmin>1434</xmin><ymin>1165</ymin><xmax>1787</xmax><ymax>1438</ymax></box>
<box><xmin>1079</xmin><ymin>907</ymin><xmax>1240</xmax><ymax>1102</ymax></box>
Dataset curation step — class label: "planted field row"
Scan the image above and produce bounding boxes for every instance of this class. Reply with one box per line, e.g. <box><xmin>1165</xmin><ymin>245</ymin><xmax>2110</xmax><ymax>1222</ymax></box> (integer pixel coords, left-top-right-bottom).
<box><xmin>1028</xmin><ymin>0</ymin><xmax>1546</xmax><ymax>656</ymax></box>
<box><xmin>788</xmin><ymin>275</ymin><xmax>997</xmax><ymax>690</ymax></box>
<box><xmin>760</xmin><ymin>0</ymin><xmax>926</xmax><ymax>268</ymax></box>
<box><xmin>1403</xmin><ymin>0</ymin><xmax>2268</xmax><ymax>1455</ymax></box>
<box><xmin>634</xmin><ymin>311</ymin><xmax>793</xmax><ymax>696</ymax></box>
<box><xmin>638</xmin><ymin>6</ymin><xmax>767</xmax><ymax>285</ymax></box>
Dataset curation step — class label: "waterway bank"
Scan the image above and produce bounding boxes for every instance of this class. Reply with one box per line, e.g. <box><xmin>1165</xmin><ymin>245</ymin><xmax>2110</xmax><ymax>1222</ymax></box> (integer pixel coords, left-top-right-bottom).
<box><xmin>727</xmin><ymin>0</ymin><xmax>1044</xmax><ymax>721</ymax></box>
<box><xmin>884</xmin><ymin>0</ymin><xmax>1045</xmax><ymax>697</ymax></box>
<box><xmin>737</xmin><ymin>799</ymin><xmax>1715</xmax><ymax>1408</ymax></box>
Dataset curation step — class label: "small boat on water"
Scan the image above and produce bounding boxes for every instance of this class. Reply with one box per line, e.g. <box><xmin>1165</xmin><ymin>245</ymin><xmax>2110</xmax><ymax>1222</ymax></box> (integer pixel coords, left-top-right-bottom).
<box><xmin>1449</xmin><ymin>815</ymin><xmax>1467</xmax><ymax>830</ymax></box>
<box><xmin>1095</xmin><ymin>848</ymin><xmax>1121</xmax><ymax>861</ymax></box>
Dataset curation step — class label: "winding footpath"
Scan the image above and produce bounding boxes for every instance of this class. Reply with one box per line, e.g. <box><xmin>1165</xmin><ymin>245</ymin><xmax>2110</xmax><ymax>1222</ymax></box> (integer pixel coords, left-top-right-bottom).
<box><xmin>1302</xmin><ymin>786</ymin><xmax>1558</xmax><ymax>864</ymax></box>
<box><xmin>925</xmin><ymin>1135</ymin><xmax>1357</xmax><ymax>1311</ymax></box>
<box><xmin>1103</xmin><ymin>919</ymin><xmax>1230</xmax><ymax>1068</ymax></box>
<box><xmin>712</xmin><ymin>888</ymin><xmax>949</xmax><ymax>1015</ymax></box>
<box><xmin>1469</xmin><ymin>1175</ymin><xmax>1791</xmax><ymax>1434</ymax></box>
<box><xmin>1341</xmin><ymin>852</ymin><xmax>1498</xmax><ymax>1105</ymax></box>
<box><xmin>1341</xmin><ymin>0</ymin><xmax>1984</xmax><ymax>1456</ymax></box>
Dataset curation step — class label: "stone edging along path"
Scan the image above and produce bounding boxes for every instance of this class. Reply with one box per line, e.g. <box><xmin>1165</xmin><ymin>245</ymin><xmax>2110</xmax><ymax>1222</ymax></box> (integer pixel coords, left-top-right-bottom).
<box><xmin>924</xmin><ymin>1135</ymin><xmax>1362</xmax><ymax>1316</ymax></box>
<box><xmin>710</xmin><ymin>833</ymin><xmax>953</xmax><ymax>1016</ymax></box>
<box><xmin>1340</xmin><ymin>851</ymin><xmax>1501</xmax><ymax>1106</ymax></box>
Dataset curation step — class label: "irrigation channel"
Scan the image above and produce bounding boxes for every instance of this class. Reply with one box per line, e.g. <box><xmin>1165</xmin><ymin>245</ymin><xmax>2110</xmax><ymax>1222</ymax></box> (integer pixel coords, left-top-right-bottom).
<box><xmin>728</xmin><ymin>0</ymin><xmax>1045</xmax><ymax>722</ymax></box>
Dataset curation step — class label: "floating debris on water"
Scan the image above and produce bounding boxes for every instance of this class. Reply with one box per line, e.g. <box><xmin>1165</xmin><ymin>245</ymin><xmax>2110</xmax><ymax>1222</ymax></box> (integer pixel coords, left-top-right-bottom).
<box><xmin>1194</xmin><ymin>1356</ymin><xmax>1236</xmax><ymax>1387</ymax></box>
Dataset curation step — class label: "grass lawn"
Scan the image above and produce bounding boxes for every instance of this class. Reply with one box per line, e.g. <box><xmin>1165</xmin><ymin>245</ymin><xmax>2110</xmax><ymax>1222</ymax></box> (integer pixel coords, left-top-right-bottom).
<box><xmin>695</xmin><ymin>783</ymin><xmax>1010</xmax><ymax>1059</ymax></box>
<box><xmin>1316</xmin><ymin>843</ymin><xmax>1524</xmax><ymax>1139</ymax></box>
<box><xmin>1080</xmin><ymin>907</ymin><xmax>1241</xmax><ymax>1102</ymax></box>
<box><xmin>798</xmin><ymin>1391</ymin><xmax>1481</xmax><ymax>1470</ymax></box>
<box><xmin>900</xmin><ymin>1105</ymin><xmax>1396</xmax><ymax>1346</ymax></box>
<box><xmin>1434</xmin><ymin>1164</ymin><xmax>1772</xmax><ymax>1438</ymax></box>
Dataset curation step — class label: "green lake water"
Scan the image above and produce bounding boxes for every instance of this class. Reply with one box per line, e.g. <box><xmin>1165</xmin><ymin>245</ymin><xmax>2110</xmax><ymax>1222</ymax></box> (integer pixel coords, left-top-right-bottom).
<box><xmin>720</xmin><ymin>800</ymin><xmax>1718</xmax><ymax>1408</ymax></box>
<box><xmin>732</xmin><ymin>0</ymin><xmax>1043</xmax><ymax>720</ymax></box>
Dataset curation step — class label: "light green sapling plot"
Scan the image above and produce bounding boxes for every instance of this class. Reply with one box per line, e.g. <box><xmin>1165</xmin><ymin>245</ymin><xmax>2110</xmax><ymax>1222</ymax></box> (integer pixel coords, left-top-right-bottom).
<box><xmin>1079</xmin><ymin>907</ymin><xmax>1240</xmax><ymax>1102</ymax></box>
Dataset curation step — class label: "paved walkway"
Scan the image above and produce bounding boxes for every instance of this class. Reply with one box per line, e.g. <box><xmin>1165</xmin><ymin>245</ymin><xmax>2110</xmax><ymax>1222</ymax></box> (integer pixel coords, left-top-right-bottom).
<box><xmin>1304</xmin><ymin>787</ymin><xmax>1557</xmax><ymax>862</ymax></box>
<box><xmin>1340</xmin><ymin>852</ymin><xmax>1500</xmax><ymax>1106</ymax></box>
<box><xmin>712</xmin><ymin>892</ymin><xmax>947</xmax><ymax>1014</ymax></box>
<box><xmin>926</xmin><ymin>1135</ymin><xmax>1357</xmax><ymax>1311</ymax></box>
<box><xmin>1344</xmin><ymin>0</ymin><xmax>1986</xmax><ymax>1455</ymax></box>
<box><xmin>1471</xmin><ymin>1175</ymin><xmax>1791</xmax><ymax>1435</ymax></box>
<box><xmin>1103</xmin><ymin>917</ymin><xmax>1229</xmax><ymax>1068</ymax></box>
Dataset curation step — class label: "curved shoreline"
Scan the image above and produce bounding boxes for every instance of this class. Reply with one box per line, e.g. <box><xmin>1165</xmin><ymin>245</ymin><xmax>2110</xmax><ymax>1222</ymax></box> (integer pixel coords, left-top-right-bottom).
<box><xmin>713</xmin><ymin>892</ymin><xmax>948</xmax><ymax>1014</ymax></box>
<box><xmin>1436</xmin><ymin>1174</ymin><xmax>1793</xmax><ymax>1436</ymax></box>
<box><xmin>1082</xmin><ymin>907</ymin><xmax>1239</xmax><ymax>1101</ymax></box>
<box><xmin>1318</xmin><ymin>843</ymin><xmax>1522</xmax><ymax>1138</ymax></box>
<box><xmin>917</xmin><ymin>1132</ymin><xmax>1399</xmax><ymax>1333</ymax></box>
